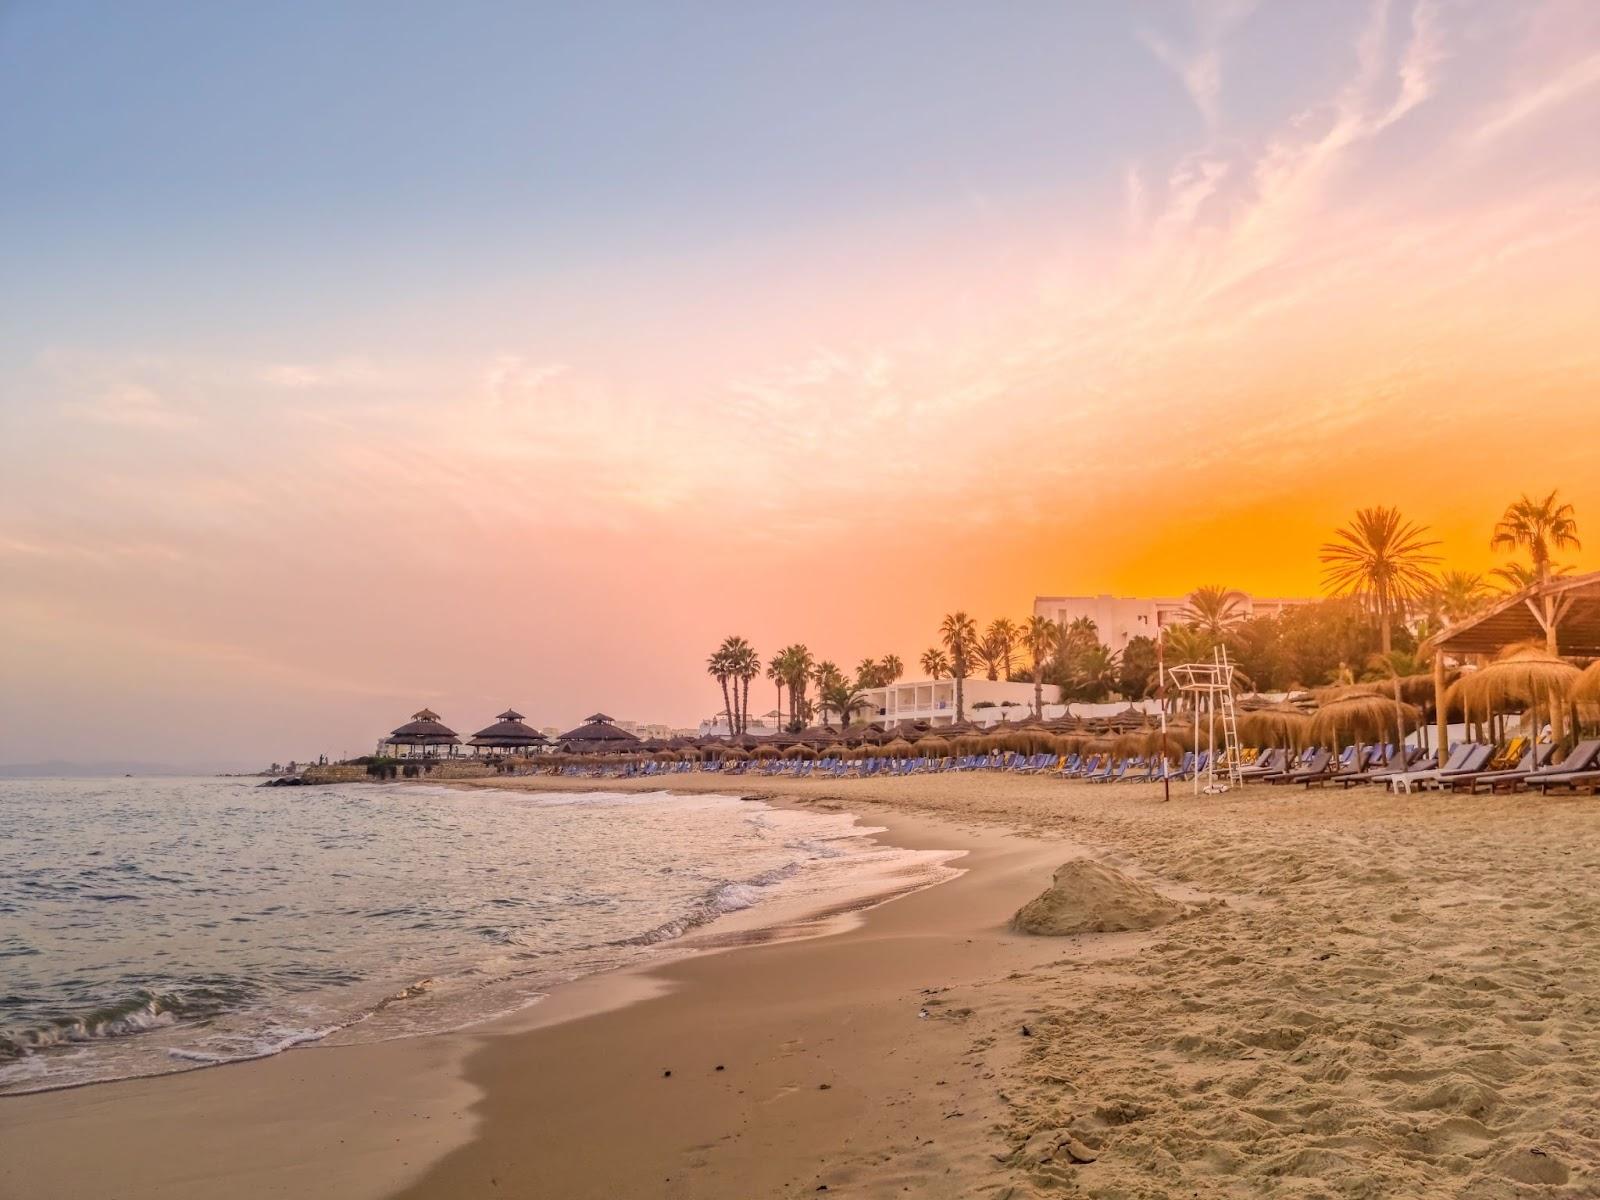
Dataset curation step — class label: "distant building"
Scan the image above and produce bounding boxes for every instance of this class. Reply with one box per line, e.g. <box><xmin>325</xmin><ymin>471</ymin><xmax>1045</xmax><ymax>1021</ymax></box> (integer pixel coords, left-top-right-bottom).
<box><xmin>859</xmin><ymin>678</ymin><xmax>1059</xmax><ymax>727</ymax></box>
<box><xmin>1031</xmin><ymin>593</ymin><xmax>1315</xmax><ymax>652</ymax></box>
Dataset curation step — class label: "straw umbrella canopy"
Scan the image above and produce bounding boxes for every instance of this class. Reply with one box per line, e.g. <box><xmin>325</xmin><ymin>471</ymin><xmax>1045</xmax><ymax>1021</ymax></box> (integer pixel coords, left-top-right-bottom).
<box><xmin>1308</xmin><ymin>693</ymin><xmax>1420</xmax><ymax>752</ymax></box>
<box><xmin>782</xmin><ymin>744</ymin><xmax>817</xmax><ymax>760</ymax></box>
<box><xmin>1445</xmin><ymin>645</ymin><xmax>1582</xmax><ymax>746</ymax></box>
<box><xmin>1237</xmin><ymin>705</ymin><xmax>1312</xmax><ymax>752</ymax></box>
<box><xmin>752</xmin><ymin>743</ymin><xmax>782</xmax><ymax>760</ymax></box>
<box><xmin>1141</xmin><ymin>728</ymin><xmax>1193</xmax><ymax>759</ymax></box>
<box><xmin>1574</xmin><ymin>661</ymin><xmax>1600</xmax><ymax>705</ymax></box>
<box><xmin>720</xmin><ymin>748</ymin><xmax>750</xmax><ymax>763</ymax></box>
<box><xmin>880</xmin><ymin>738</ymin><xmax>917</xmax><ymax>759</ymax></box>
<box><xmin>915</xmin><ymin>735</ymin><xmax>951</xmax><ymax>758</ymax></box>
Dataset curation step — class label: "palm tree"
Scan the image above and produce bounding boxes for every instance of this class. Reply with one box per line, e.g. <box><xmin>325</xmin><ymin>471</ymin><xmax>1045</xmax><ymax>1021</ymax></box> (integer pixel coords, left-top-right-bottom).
<box><xmin>1178</xmin><ymin>586</ymin><xmax>1247</xmax><ymax>638</ymax></box>
<box><xmin>720</xmin><ymin>637</ymin><xmax>759</xmax><ymax>734</ymax></box>
<box><xmin>822</xmin><ymin>681</ymin><xmax>870</xmax><ymax>728</ymax></box>
<box><xmin>1071</xmin><ymin>644</ymin><xmax>1122</xmax><ymax>702</ymax></box>
<box><xmin>776</xmin><ymin>644</ymin><xmax>815</xmax><ymax>731</ymax></box>
<box><xmin>1490</xmin><ymin>561</ymin><xmax>1574</xmax><ymax>592</ymax></box>
<box><xmin>985</xmin><ymin>618</ymin><xmax>1021</xmax><ymax>681</ymax></box>
<box><xmin>706</xmin><ymin>645</ymin><xmax>735</xmax><ymax>735</ymax></box>
<box><xmin>878</xmin><ymin>654</ymin><xmax>904</xmax><ymax>685</ymax></box>
<box><xmin>939</xmin><ymin>612</ymin><xmax>978</xmax><ymax>721</ymax></box>
<box><xmin>920</xmin><ymin>647</ymin><xmax>950</xmax><ymax>680</ymax></box>
<box><xmin>1024</xmin><ymin>615</ymin><xmax>1058</xmax><ymax>717</ymax></box>
<box><xmin>855</xmin><ymin>657</ymin><xmax>883</xmax><ymax>689</ymax></box>
<box><xmin>1318</xmin><ymin>506</ymin><xmax>1441</xmax><ymax>653</ymax></box>
<box><xmin>1492</xmin><ymin>490</ymin><xmax>1581</xmax><ymax>585</ymax></box>
<box><xmin>811</xmin><ymin>660</ymin><xmax>845</xmax><ymax>725</ymax></box>
<box><xmin>1433</xmin><ymin>570</ymin><xmax>1489</xmax><ymax>625</ymax></box>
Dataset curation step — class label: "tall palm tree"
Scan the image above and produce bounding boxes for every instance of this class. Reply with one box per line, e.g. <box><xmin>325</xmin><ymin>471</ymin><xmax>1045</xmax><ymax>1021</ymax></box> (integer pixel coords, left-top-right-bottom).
<box><xmin>1178</xmin><ymin>586</ymin><xmax>1247</xmax><ymax>639</ymax></box>
<box><xmin>1024</xmin><ymin>615</ymin><xmax>1058</xmax><ymax>717</ymax></box>
<box><xmin>777</xmin><ymin>644</ymin><xmax>815</xmax><ymax>731</ymax></box>
<box><xmin>855</xmin><ymin>657</ymin><xmax>883</xmax><ymax>689</ymax></box>
<box><xmin>1490</xmin><ymin>561</ymin><xmax>1574</xmax><ymax>592</ymax></box>
<box><xmin>1492</xmin><ymin>490</ymin><xmax>1581</xmax><ymax>654</ymax></box>
<box><xmin>920</xmin><ymin>647</ymin><xmax>950</xmax><ymax>680</ymax></box>
<box><xmin>706</xmin><ymin>645</ymin><xmax>735</xmax><ymax>735</ymax></box>
<box><xmin>720</xmin><ymin>637</ymin><xmax>759</xmax><ymax>734</ymax></box>
<box><xmin>985</xmin><ymin>618</ymin><xmax>1021</xmax><ymax>681</ymax></box>
<box><xmin>1072</xmin><ymin>644</ymin><xmax>1122</xmax><ymax>702</ymax></box>
<box><xmin>1491</xmin><ymin>490</ymin><xmax>1581</xmax><ymax>585</ymax></box>
<box><xmin>939</xmin><ymin>612</ymin><xmax>978</xmax><ymax>720</ymax></box>
<box><xmin>1318</xmin><ymin>506</ymin><xmax>1441</xmax><ymax>653</ymax></box>
<box><xmin>878</xmin><ymin>654</ymin><xmax>904</xmax><ymax>685</ymax></box>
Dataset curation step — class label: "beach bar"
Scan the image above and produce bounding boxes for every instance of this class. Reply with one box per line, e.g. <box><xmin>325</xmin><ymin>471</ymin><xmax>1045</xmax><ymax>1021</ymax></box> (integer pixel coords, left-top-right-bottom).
<box><xmin>383</xmin><ymin>708</ymin><xmax>462</xmax><ymax>758</ymax></box>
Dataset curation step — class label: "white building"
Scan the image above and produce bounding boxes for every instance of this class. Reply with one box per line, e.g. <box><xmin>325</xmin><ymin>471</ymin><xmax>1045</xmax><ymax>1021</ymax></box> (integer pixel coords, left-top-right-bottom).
<box><xmin>1031</xmin><ymin>593</ymin><xmax>1315</xmax><ymax>652</ymax></box>
<box><xmin>858</xmin><ymin>678</ymin><xmax>1061</xmax><ymax>727</ymax></box>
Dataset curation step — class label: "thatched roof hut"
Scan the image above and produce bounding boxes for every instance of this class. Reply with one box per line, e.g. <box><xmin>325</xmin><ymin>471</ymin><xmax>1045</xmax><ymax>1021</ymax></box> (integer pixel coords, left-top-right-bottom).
<box><xmin>1444</xmin><ymin>645</ymin><xmax>1581</xmax><ymax>715</ymax></box>
<box><xmin>468</xmin><ymin>709</ymin><xmax>549</xmax><ymax>752</ymax></box>
<box><xmin>1237</xmin><ymin>705</ymin><xmax>1311</xmax><ymax>750</ymax></box>
<box><xmin>558</xmin><ymin>713</ymin><xmax>640</xmax><ymax>752</ymax></box>
<box><xmin>1575</xmin><ymin>660</ymin><xmax>1600</xmax><ymax>705</ymax></box>
<box><xmin>385</xmin><ymin>708</ymin><xmax>461</xmax><ymax>754</ymax></box>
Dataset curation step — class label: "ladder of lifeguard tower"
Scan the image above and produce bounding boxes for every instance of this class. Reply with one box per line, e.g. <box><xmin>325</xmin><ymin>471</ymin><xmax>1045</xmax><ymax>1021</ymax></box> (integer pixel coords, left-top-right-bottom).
<box><xmin>1215</xmin><ymin>645</ymin><xmax>1243</xmax><ymax>787</ymax></box>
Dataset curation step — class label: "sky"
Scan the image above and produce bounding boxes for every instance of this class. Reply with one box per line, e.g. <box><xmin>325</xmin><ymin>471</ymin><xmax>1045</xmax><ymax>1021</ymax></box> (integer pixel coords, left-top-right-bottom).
<box><xmin>3</xmin><ymin>1</ymin><xmax>1599</xmax><ymax>766</ymax></box>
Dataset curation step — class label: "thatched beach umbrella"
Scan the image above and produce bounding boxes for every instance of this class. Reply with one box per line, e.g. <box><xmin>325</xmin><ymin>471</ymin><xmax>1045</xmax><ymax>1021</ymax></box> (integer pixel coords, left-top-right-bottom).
<box><xmin>915</xmin><ymin>735</ymin><xmax>950</xmax><ymax>758</ymax></box>
<box><xmin>880</xmin><ymin>738</ymin><xmax>917</xmax><ymax>759</ymax></box>
<box><xmin>753</xmin><ymin>743</ymin><xmax>781</xmax><ymax>760</ymax></box>
<box><xmin>782</xmin><ymin>744</ymin><xmax>817</xmax><ymax>760</ymax></box>
<box><xmin>1309</xmin><ymin>693</ymin><xmax>1420</xmax><ymax>755</ymax></box>
<box><xmin>1238</xmin><ymin>705</ymin><xmax>1312</xmax><ymax>752</ymax></box>
<box><xmin>1573</xmin><ymin>660</ymin><xmax>1600</xmax><ymax>705</ymax></box>
<box><xmin>1446</xmin><ymin>645</ymin><xmax>1582</xmax><ymax>747</ymax></box>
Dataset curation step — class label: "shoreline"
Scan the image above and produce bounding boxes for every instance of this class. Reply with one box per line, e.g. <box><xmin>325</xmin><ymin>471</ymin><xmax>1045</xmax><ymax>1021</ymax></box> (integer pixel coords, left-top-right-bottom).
<box><xmin>8</xmin><ymin>772</ymin><xmax>1600</xmax><ymax>1196</ymax></box>
<box><xmin>1</xmin><ymin>785</ymin><xmax>1049</xmax><ymax>1200</ymax></box>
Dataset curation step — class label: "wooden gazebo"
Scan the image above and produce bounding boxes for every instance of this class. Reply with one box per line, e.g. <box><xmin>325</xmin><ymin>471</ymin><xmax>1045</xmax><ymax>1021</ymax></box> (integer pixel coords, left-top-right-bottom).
<box><xmin>384</xmin><ymin>708</ymin><xmax>462</xmax><ymax>758</ymax></box>
<box><xmin>557</xmin><ymin>712</ymin><xmax>641</xmax><ymax>753</ymax></box>
<box><xmin>468</xmin><ymin>709</ymin><xmax>549</xmax><ymax>756</ymax></box>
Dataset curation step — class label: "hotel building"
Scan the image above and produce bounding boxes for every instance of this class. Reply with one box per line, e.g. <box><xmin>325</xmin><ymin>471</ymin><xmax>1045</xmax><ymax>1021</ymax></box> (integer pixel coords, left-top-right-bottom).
<box><xmin>1031</xmin><ymin>593</ymin><xmax>1316</xmax><ymax>652</ymax></box>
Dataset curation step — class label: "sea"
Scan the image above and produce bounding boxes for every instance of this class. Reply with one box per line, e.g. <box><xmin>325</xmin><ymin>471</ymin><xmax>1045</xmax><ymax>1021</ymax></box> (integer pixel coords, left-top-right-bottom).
<box><xmin>0</xmin><ymin>777</ymin><xmax>956</xmax><ymax>1095</ymax></box>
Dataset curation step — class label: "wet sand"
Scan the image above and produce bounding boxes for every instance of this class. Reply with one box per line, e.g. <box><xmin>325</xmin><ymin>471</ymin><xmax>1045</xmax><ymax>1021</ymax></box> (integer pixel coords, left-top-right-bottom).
<box><xmin>6</xmin><ymin>772</ymin><xmax>1600</xmax><ymax>1198</ymax></box>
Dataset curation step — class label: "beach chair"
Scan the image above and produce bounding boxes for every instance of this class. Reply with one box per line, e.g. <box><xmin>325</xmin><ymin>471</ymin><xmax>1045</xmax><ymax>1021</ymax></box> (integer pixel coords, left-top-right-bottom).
<box><xmin>1267</xmin><ymin>748</ymin><xmax>1332</xmax><ymax>785</ymax></box>
<box><xmin>1386</xmin><ymin>743</ymin><xmax>1493</xmax><ymax>793</ymax></box>
<box><xmin>1449</xmin><ymin>743</ymin><xmax>1559</xmax><ymax>793</ymax></box>
<box><xmin>1235</xmin><ymin>748</ymin><xmax>1288</xmax><ymax>781</ymax></box>
<box><xmin>1523</xmin><ymin>740</ymin><xmax>1600</xmax><ymax>794</ymax></box>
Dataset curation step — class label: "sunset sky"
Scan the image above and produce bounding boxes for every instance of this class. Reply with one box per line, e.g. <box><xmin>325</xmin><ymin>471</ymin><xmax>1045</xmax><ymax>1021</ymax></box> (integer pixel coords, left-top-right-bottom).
<box><xmin>3</xmin><ymin>1</ymin><xmax>1598</xmax><ymax>766</ymax></box>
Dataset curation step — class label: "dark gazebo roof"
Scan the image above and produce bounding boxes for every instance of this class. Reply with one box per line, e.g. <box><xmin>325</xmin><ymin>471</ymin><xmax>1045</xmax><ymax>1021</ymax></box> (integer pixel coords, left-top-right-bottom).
<box><xmin>469</xmin><ymin>709</ymin><xmax>549</xmax><ymax>749</ymax></box>
<box><xmin>386</xmin><ymin>708</ymin><xmax>461</xmax><ymax>747</ymax></box>
<box><xmin>558</xmin><ymin>713</ymin><xmax>640</xmax><ymax>746</ymax></box>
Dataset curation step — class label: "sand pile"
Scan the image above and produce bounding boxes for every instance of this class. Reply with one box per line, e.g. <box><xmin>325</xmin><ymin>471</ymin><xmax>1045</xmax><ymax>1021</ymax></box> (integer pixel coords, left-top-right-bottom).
<box><xmin>1010</xmin><ymin>858</ymin><xmax>1186</xmax><ymax>935</ymax></box>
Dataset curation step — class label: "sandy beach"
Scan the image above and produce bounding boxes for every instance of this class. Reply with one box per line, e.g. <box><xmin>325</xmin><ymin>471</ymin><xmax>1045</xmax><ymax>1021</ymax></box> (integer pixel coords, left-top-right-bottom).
<box><xmin>6</xmin><ymin>773</ymin><xmax>1600</xmax><ymax>1199</ymax></box>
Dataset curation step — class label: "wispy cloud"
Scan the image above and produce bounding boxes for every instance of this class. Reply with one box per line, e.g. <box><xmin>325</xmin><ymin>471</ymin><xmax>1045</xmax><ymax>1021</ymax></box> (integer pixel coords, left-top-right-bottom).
<box><xmin>62</xmin><ymin>383</ymin><xmax>196</xmax><ymax>430</ymax></box>
<box><xmin>1468</xmin><ymin>49</ymin><xmax>1600</xmax><ymax>147</ymax></box>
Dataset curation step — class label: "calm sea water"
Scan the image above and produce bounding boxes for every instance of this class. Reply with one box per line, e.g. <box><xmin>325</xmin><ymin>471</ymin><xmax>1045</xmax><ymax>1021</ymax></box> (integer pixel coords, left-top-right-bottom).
<box><xmin>0</xmin><ymin>777</ymin><xmax>951</xmax><ymax>1094</ymax></box>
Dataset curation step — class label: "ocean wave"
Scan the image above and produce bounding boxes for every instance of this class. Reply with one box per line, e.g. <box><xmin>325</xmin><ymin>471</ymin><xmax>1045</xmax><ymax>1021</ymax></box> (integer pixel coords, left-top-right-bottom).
<box><xmin>1</xmin><ymin>991</ymin><xmax>191</xmax><ymax>1059</ymax></box>
<box><xmin>619</xmin><ymin>861</ymin><xmax>803</xmax><ymax>946</ymax></box>
<box><xmin>166</xmin><ymin>1025</ymin><xmax>337</xmax><ymax>1065</ymax></box>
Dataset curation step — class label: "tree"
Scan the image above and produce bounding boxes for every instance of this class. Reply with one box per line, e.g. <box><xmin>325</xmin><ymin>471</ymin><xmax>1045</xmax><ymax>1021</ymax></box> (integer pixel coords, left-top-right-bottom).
<box><xmin>1432</xmin><ymin>570</ymin><xmax>1489</xmax><ymax>624</ymax></box>
<box><xmin>984</xmin><ymin>618</ymin><xmax>1021</xmax><ymax>681</ymax></box>
<box><xmin>1178</xmin><ymin>586</ymin><xmax>1248</xmax><ymax>638</ymax></box>
<box><xmin>1318</xmin><ymin>506</ymin><xmax>1441</xmax><ymax>653</ymax></box>
<box><xmin>1024</xmin><ymin>615</ymin><xmax>1058</xmax><ymax>717</ymax></box>
<box><xmin>706</xmin><ymin>644</ymin><xmax>735</xmax><ymax>735</ymax></box>
<box><xmin>1119</xmin><ymin>634</ymin><xmax>1159</xmax><ymax>700</ymax></box>
<box><xmin>939</xmin><ymin>611</ymin><xmax>978</xmax><ymax>720</ymax></box>
<box><xmin>920</xmin><ymin>647</ymin><xmax>950</xmax><ymax>680</ymax></box>
<box><xmin>716</xmin><ymin>637</ymin><xmax>760</xmax><ymax>734</ymax></box>
<box><xmin>821</xmin><ymin>681</ymin><xmax>870</xmax><ymax>728</ymax></box>
<box><xmin>879</xmin><ymin>654</ymin><xmax>903</xmax><ymax>685</ymax></box>
<box><xmin>1070</xmin><ymin>643</ymin><xmax>1122</xmax><ymax>702</ymax></box>
<box><xmin>1491</xmin><ymin>490</ymin><xmax>1581</xmax><ymax>585</ymax></box>
<box><xmin>855</xmin><ymin>657</ymin><xmax>883</xmax><ymax>689</ymax></box>
<box><xmin>771</xmin><ymin>644</ymin><xmax>815</xmax><ymax>731</ymax></box>
<box><xmin>765</xmin><ymin>656</ymin><xmax>785</xmax><ymax>732</ymax></box>
<box><xmin>1366</xmin><ymin>648</ymin><xmax>1423</xmax><ymax>754</ymax></box>
<box><xmin>811</xmin><ymin>660</ymin><xmax>845</xmax><ymax>725</ymax></box>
